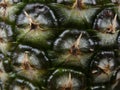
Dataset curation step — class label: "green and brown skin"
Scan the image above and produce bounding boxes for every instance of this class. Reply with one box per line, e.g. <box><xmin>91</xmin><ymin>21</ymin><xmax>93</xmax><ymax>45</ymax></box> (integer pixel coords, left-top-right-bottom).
<box><xmin>0</xmin><ymin>1</ymin><xmax>119</xmax><ymax>89</ymax></box>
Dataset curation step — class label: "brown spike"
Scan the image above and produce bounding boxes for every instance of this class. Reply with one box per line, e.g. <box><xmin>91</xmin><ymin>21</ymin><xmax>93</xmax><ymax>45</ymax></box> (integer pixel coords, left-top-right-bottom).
<box><xmin>70</xmin><ymin>33</ymin><xmax>82</xmax><ymax>55</ymax></box>
<box><xmin>106</xmin><ymin>14</ymin><xmax>117</xmax><ymax>34</ymax></box>
<box><xmin>74</xmin><ymin>32</ymin><xmax>82</xmax><ymax>49</ymax></box>
<box><xmin>24</xmin><ymin>10</ymin><xmax>33</xmax><ymax>24</ymax></box>
<box><xmin>72</xmin><ymin>0</ymin><xmax>78</xmax><ymax>9</ymax></box>
<box><xmin>67</xmin><ymin>73</ymin><xmax>73</xmax><ymax>89</ymax></box>
<box><xmin>24</xmin><ymin>10</ymin><xmax>40</xmax><ymax>30</ymax></box>
<box><xmin>21</xmin><ymin>51</ymin><xmax>32</xmax><ymax>70</ymax></box>
<box><xmin>112</xmin><ymin>14</ymin><xmax>117</xmax><ymax>33</ymax></box>
<box><xmin>3</xmin><ymin>0</ymin><xmax>6</xmax><ymax>3</ymax></box>
<box><xmin>23</xmin><ymin>51</ymin><xmax>29</xmax><ymax>62</ymax></box>
<box><xmin>61</xmin><ymin>73</ymin><xmax>73</xmax><ymax>90</ymax></box>
<box><xmin>97</xmin><ymin>64</ymin><xmax>111</xmax><ymax>76</ymax></box>
<box><xmin>72</xmin><ymin>0</ymin><xmax>85</xmax><ymax>9</ymax></box>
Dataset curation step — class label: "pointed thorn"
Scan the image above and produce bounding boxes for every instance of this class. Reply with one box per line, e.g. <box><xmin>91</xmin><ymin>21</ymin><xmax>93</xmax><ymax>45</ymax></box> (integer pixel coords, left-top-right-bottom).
<box><xmin>68</xmin><ymin>73</ymin><xmax>72</xmax><ymax>83</ymax></box>
<box><xmin>67</xmin><ymin>73</ymin><xmax>73</xmax><ymax>88</ymax></box>
<box><xmin>24</xmin><ymin>10</ymin><xmax>33</xmax><ymax>23</ymax></box>
<box><xmin>23</xmin><ymin>51</ymin><xmax>29</xmax><ymax>62</ymax></box>
<box><xmin>112</xmin><ymin>14</ymin><xmax>117</xmax><ymax>33</ymax></box>
<box><xmin>72</xmin><ymin>0</ymin><xmax>77</xmax><ymax>9</ymax></box>
<box><xmin>74</xmin><ymin>32</ymin><xmax>82</xmax><ymax>48</ymax></box>
<box><xmin>3</xmin><ymin>0</ymin><xmax>6</xmax><ymax>3</ymax></box>
<box><xmin>72</xmin><ymin>0</ymin><xmax>85</xmax><ymax>9</ymax></box>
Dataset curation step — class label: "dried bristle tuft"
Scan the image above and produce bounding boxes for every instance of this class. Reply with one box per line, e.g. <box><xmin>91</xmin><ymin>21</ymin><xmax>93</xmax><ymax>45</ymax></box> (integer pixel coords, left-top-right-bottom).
<box><xmin>24</xmin><ymin>10</ymin><xmax>40</xmax><ymax>30</ymax></box>
<box><xmin>61</xmin><ymin>73</ymin><xmax>73</xmax><ymax>90</ymax></box>
<box><xmin>70</xmin><ymin>33</ymin><xmax>82</xmax><ymax>56</ymax></box>
<box><xmin>106</xmin><ymin>14</ymin><xmax>117</xmax><ymax>34</ymax></box>
<box><xmin>21</xmin><ymin>51</ymin><xmax>33</xmax><ymax>70</ymax></box>
<box><xmin>72</xmin><ymin>0</ymin><xmax>85</xmax><ymax>9</ymax></box>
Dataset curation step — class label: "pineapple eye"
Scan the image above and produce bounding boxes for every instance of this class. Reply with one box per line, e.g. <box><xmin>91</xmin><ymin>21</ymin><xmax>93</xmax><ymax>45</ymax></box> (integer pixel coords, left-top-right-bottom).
<box><xmin>16</xmin><ymin>3</ymin><xmax>57</xmax><ymax>28</ymax></box>
<box><xmin>15</xmin><ymin>3</ymin><xmax>57</xmax><ymax>48</ymax></box>
<box><xmin>12</xmin><ymin>44</ymin><xmax>49</xmax><ymax>82</ymax></box>
<box><xmin>90</xmin><ymin>51</ymin><xmax>117</xmax><ymax>83</ymax></box>
<box><xmin>13</xmin><ymin>44</ymin><xmax>49</xmax><ymax>69</ymax></box>
<box><xmin>53</xmin><ymin>30</ymin><xmax>94</xmax><ymax>67</ymax></box>
<box><xmin>93</xmin><ymin>9</ymin><xmax>119</xmax><ymax>34</ymax></box>
<box><xmin>47</xmin><ymin>69</ymin><xmax>87</xmax><ymax>90</ymax></box>
<box><xmin>54</xmin><ymin>30</ymin><xmax>94</xmax><ymax>53</ymax></box>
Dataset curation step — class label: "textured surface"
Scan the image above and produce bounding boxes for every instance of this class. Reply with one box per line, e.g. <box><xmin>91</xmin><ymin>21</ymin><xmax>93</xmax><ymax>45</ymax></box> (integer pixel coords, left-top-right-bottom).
<box><xmin>0</xmin><ymin>0</ymin><xmax>120</xmax><ymax>90</ymax></box>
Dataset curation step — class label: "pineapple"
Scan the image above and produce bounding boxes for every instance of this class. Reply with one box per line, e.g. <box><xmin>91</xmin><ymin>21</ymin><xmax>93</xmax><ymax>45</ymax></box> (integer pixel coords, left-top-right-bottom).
<box><xmin>0</xmin><ymin>0</ymin><xmax>120</xmax><ymax>90</ymax></box>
